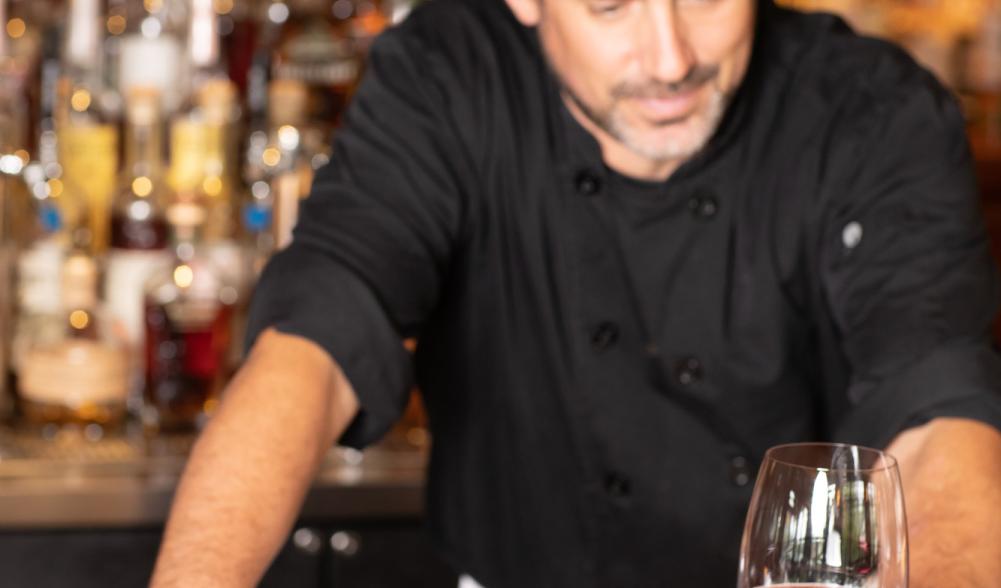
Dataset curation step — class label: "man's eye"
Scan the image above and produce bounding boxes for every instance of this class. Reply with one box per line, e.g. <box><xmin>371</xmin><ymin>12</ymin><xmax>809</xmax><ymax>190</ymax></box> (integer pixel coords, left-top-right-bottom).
<box><xmin>589</xmin><ymin>0</ymin><xmax>626</xmax><ymax>15</ymax></box>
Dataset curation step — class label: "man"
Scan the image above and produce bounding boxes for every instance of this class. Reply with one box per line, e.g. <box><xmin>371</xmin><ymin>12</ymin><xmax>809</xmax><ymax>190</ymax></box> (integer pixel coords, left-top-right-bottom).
<box><xmin>151</xmin><ymin>0</ymin><xmax>1001</xmax><ymax>586</ymax></box>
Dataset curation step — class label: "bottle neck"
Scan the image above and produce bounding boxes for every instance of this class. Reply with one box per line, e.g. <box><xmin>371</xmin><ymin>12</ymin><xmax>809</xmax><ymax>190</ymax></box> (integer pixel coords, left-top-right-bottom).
<box><xmin>125</xmin><ymin>118</ymin><xmax>163</xmax><ymax>180</ymax></box>
<box><xmin>64</xmin><ymin>0</ymin><xmax>102</xmax><ymax>73</ymax></box>
<box><xmin>188</xmin><ymin>0</ymin><xmax>220</xmax><ymax>80</ymax></box>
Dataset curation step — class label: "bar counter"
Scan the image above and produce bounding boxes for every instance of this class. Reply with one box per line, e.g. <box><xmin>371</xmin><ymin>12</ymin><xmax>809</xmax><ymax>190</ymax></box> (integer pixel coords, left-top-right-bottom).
<box><xmin>0</xmin><ymin>426</ymin><xmax>457</xmax><ymax>587</ymax></box>
<box><xmin>0</xmin><ymin>426</ymin><xmax>426</xmax><ymax>528</ymax></box>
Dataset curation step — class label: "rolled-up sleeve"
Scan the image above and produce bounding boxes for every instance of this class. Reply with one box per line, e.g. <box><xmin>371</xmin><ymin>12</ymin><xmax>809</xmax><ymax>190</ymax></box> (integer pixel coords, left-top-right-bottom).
<box><xmin>245</xmin><ymin>21</ymin><xmax>470</xmax><ymax>448</ymax></box>
<box><xmin>820</xmin><ymin>70</ymin><xmax>1001</xmax><ymax>449</ymax></box>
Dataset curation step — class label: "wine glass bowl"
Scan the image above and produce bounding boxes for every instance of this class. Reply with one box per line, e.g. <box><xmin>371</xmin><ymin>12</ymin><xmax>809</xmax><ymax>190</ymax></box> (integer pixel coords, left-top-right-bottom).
<box><xmin>737</xmin><ymin>443</ymin><xmax>908</xmax><ymax>588</ymax></box>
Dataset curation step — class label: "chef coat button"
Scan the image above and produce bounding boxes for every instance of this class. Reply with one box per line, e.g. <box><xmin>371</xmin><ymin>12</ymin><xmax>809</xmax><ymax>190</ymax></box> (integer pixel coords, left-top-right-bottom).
<box><xmin>574</xmin><ymin>170</ymin><xmax>603</xmax><ymax>196</ymax></box>
<box><xmin>674</xmin><ymin>356</ymin><xmax>704</xmax><ymax>385</ymax></box>
<box><xmin>730</xmin><ymin>456</ymin><xmax>752</xmax><ymax>488</ymax></box>
<box><xmin>589</xmin><ymin>322</ymin><xmax>620</xmax><ymax>351</ymax></box>
<box><xmin>842</xmin><ymin>221</ymin><xmax>863</xmax><ymax>249</ymax></box>
<box><xmin>604</xmin><ymin>472</ymin><xmax>632</xmax><ymax>500</ymax></box>
<box><xmin>689</xmin><ymin>191</ymin><xmax>719</xmax><ymax>220</ymax></box>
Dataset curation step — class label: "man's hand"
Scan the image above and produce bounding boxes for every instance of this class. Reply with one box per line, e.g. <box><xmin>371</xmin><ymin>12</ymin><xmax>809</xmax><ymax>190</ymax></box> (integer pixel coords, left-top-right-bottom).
<box><xmin>149</xmin><ymin>328</ymin><xmax>359</xmax><ymax>587</ymax></box>
<box><xmin>887</xmin><ymin>417</ymin><xmax>1001</xmax><ymax>587</ymax></box>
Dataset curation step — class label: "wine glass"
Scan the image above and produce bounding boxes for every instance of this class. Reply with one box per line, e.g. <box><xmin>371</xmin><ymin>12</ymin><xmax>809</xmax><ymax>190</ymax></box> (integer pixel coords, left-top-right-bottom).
<box><xmin>737</xmin><ymin>443</ymin><xmax>908</xmax><ymax>587</ymax></box>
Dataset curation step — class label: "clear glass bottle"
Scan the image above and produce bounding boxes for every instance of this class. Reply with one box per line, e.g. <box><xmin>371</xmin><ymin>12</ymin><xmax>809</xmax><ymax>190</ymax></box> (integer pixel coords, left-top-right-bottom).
<box><xmin>169</xmin><ymin>0</ymin><xmax>244</xmax><ymax>274</ymax></box>
<box><xmin>272</xmin><ymin>0</ymin><xmax>361</xmax><ymax>131</ymax></box>
<box><xmin>10</xmin><ymin>201</ymin><xmax>67</xmax><ymax>403</ymax></box>
<box><xmin>56</xmin><ymin>0</ymin><xmax>120</xmax><ymax>255</ymax></box>
<box><xmin>104</xmin><ymin>87</ymin><xmax>173</xmax><ymax>404</ymax></box>
<box><xmin>143</xmin><ymin>202</ymin><xmax>239</xmax><ymax>432</ymax></box>
<box><xmin>18</xmin><ymin>252</ymin><xmax>129</xmax><ymax>429</ymax></box>
<box><xmin>263</xmin><ymin>78</ymin><xmax>314</xmax><ymax>251</ymax></box>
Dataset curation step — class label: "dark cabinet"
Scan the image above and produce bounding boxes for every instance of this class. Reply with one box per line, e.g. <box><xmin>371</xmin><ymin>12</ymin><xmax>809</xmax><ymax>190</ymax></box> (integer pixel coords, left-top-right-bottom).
<box><xmin>0</xmin><ymin>528</ymin><xmax>163</xmax><ymax>588</ymax></box>
<box><xmin>0</xmin><ymin>520</ymin><xmax>457</xmax><ymax>587</ymax></box>
<box><xmin>325</xmin><ymin>523</ymin><xmax>458</xmax><ymax>587</ymax></box>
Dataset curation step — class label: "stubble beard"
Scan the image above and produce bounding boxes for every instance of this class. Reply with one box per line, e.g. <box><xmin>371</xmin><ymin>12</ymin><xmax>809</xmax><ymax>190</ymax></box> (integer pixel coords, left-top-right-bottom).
<box><xmin>563</xmin><ymin>71</ymin><xmax>729</xmax><ymax>165</ymax></box>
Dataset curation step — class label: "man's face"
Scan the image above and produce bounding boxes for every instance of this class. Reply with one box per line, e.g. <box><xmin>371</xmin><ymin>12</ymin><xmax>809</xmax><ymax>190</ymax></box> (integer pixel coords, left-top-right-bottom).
<box><xmin>513</xmin><ymin>0</ymin><xmax>756</xmax><ymax>174</ymax></box>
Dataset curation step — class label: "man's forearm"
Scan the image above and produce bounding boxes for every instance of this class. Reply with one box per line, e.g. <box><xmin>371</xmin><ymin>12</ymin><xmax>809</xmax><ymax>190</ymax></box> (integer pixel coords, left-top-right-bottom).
<box><xmin>887</xmin><ymin>417</ymin><xmax>1001</xmax><ymax>588</ymax></box>
<box><xmin>150</xmin><ymin>329</ymin><xmax>359</xmax><ymax>587</ymax></box>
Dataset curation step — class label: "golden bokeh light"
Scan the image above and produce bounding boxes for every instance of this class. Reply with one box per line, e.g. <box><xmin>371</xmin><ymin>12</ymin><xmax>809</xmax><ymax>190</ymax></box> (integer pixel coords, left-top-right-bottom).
<box><xmin>262</xmin><ymin>147</ymin><xmax>281</xmax><ymax>167</ymax></box>
<box><xmin>107</xmin><ymin>15</ymin><xmax>127</xmax><ymax>35</ymax></box>
<box><xmin>69</xmin><ymin>310</ymin><xmax>91</xmax><ymax>331</ymax></box>
<box><xmin>14</xmin><ymin>149</ymin><xmax>29</xmax><ymax>164</ymax></box>
<box><xmin>6</xmin><ymin>18</ymin><xmax>26</xmax><ymax>39</ymax></box>
<box><xmin>47</xmin><ymin>179</ymin><xmax>64</xmax><ymax>198</ymax></box>
<box><xmin>173</xmin><ymin>265</ymin><xmax>194</xmax><ymax>289</ymax></box>
<box><xmin>214</xmin><ymin>0</ymin><xmax>234</xmax><ymax>15</ymax></box>
<box><xmin>132</xmin><ymin>176</ymin><xmax>154</xmax><ymax>197</ymax></box>
<box><xmin>71</xmin><ymin>89</ymin><xmax>92</xmax><ymax>112</ymax></box>
<box><xmin>202</xmin><ymin>176</ymin><xmax>223</xmax><ymax>197</ymax></box>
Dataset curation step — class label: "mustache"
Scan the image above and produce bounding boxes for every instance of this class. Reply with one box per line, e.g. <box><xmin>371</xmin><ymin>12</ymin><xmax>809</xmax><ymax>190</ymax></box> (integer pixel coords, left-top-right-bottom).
<box><xmin>611</xmin><ymin>64</ymin><xmax>720</xmax><ymax>100</ymax></box>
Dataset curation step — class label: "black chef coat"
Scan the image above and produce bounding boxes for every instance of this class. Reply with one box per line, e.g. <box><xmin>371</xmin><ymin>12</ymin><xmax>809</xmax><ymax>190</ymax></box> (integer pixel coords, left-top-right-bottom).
<box><xmin>246</xmin><ymin>1</ymin><xmax>1001</xmax><ymax>585</ymax></box>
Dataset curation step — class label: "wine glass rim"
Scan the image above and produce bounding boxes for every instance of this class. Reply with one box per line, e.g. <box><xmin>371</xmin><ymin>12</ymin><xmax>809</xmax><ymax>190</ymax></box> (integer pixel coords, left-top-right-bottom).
<box><xmin>765</xmin><ymin>442</ymin><xmax>899</xmax><ymax>473</ymax></box>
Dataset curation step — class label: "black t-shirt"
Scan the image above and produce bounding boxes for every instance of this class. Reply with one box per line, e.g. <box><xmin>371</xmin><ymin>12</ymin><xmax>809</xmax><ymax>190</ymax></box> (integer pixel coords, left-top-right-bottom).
<box><xmin>246</xmin><ymin>1</ymin><xmax>1001</xmax><ymax>585</ymax></box>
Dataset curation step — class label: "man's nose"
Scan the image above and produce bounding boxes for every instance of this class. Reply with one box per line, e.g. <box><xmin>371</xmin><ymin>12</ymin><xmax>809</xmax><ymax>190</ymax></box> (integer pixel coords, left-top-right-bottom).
<box><xmin>640</xmin><ymin>6</ymin><xmax>696</xmax><ymax>83</ymax></box>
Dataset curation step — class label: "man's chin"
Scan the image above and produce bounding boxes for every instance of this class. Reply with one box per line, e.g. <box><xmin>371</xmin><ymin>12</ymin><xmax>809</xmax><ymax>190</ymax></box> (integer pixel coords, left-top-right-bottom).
<box><xmin>613</xmin><ymin>123</ymin><xmax>709</xmax><ymax>162</ymax></box>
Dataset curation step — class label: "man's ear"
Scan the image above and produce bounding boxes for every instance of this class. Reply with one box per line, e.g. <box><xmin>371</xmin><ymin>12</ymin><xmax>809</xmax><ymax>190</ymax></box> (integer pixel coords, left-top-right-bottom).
<box><xmin>504</xmin><ymin>0</ymin><xmax>541</xmax><ymax>27</ymax></box>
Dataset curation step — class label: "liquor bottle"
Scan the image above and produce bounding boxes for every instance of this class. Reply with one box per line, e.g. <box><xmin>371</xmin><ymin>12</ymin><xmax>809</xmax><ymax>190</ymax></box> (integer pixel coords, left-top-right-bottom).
<box><xmin>18</xmin><ymin>252</ymin><xmax>129</xmax><ymax>430</ymax></box>
<box><xmin>263</xmin><ymin>78</ymin><xmax>313</xmax><ymax>251</ymax></box>
<box><xmin>104</xmin><ymin>87</ymin><xmax>173</xmax><ymax>403</ymax></box>
<box><xmin>9</xmin><ymin>199</ymin><xmax>66</xmax><ymax>411</ymax></box>
<box><xmin>272</xmin><ymin>0</ymin><xmax>361</xmax><ymax>131</ymax></box>
<box><xmin>56</xmin><ymin>0</ymin><xmax>120</xmax><ymax>254</ymax></box>
<box><xmin>143</xmin><ymin>201</ymin><xmax>239</xmax><ymax>432</ymax></box>
<box><xmin>170</xmin><ymin>0</ymin><xmax>240</xmax><ymax>244</ymax></box>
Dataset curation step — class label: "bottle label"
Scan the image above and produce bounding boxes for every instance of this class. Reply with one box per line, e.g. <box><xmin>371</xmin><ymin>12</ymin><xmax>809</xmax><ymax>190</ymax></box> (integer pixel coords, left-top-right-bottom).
<box><xmin>17</xmin><ymin>239</ymin><xmax>64</xmax><ymax>316</ymax></box>
<box><xmin>105</xmin><ymin>249</ymin><xmax>172</xmax><ymax>347</ymax></box>
<box><xmin>58</xmin><ymin>124</ymin><xmax>118</xmax><ymax>251</ymax></box>
<box><xmin>169</xmin><ymin>118</ymin><xmax>211</xmax><ymax>193</ymax></box>
<box><xmin>19</xmin><ymin>339</ymin><xmax>129</xmax><ymax>407</ymax></box>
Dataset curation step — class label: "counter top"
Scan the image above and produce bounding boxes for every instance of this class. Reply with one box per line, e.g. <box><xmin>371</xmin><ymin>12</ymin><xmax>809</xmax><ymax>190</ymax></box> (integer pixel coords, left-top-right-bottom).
<box><xmin>0</xmin><ymin>426</ymin><xmax>428</xmax><ymax>530</ymax></box>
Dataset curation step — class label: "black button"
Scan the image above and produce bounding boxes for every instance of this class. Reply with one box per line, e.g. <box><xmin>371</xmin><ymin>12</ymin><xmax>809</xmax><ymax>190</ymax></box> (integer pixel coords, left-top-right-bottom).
<box><xmin>730</xmin><ymin>456</ymin><xmax>753</xmax><ymax>488</ymax></box>
<box><xmin>574</xmin><ymin>170</ymin><xmax>603</xmax><ymax>196</ymax></box>
<box><xmin>604</xmin><ymin>472</ymin><xmax>631</xmax><ymax>499</ymax></box>
<box><xmin>589</xmin><ymin>322</ymin><xmax>620</xmax><ymax>351</ymax></box>
<box><xmin>674</xmin><ymin>356</ymin><xmax>703</xmax><ymax>385</ymax></box>
<box><xmin>688</xmin><ymin>192</ymin><xmax>719</xmax><ymax>220</ymax></box>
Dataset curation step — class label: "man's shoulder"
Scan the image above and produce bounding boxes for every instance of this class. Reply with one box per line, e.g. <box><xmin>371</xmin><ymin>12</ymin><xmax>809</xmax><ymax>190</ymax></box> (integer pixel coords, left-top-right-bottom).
<box><xmin>767</xmin><ymin>8</ymin><xmax>945</xmax><ymax>110</ymax></box>
<box><xmin>761</xmin><ymin>6</ymin><xmax>955</xmax><ymax>148</ymax></box>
